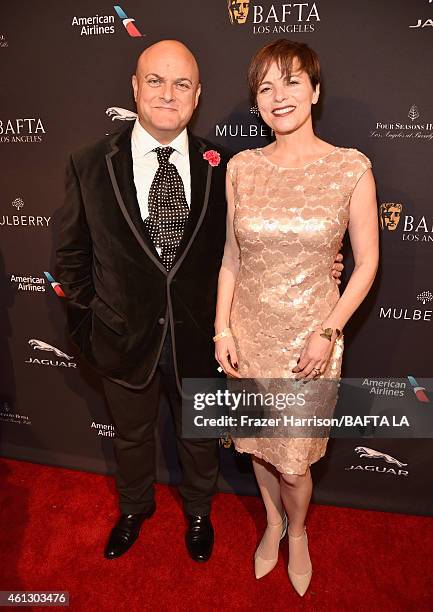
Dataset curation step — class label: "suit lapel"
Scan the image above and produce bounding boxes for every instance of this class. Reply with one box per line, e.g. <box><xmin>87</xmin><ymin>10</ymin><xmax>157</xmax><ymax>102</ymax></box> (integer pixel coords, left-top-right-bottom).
<box><xmin>169</xmin><ymin>132</ymin><xmax>212</xmax><ymax>273</ymax></box>
<box><xmin>105</xmin><ymin>125</ymin><xmax>213</xmax><ymax>277</ymax></box>
<box><xmin>105</xmin><ymin>124</ymin><xmax>166</xmax><ymax>274</ymax></box>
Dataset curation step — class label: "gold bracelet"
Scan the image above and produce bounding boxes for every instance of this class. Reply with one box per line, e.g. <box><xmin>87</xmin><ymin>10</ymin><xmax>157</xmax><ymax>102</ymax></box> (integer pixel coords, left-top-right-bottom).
<box><xmin>213</xmin><ymin>328</ymin><xmax>232</xmax><ymax>342</ymax></box>
<box><xmin>316</xmin><ymin>324</ymin><xmax>341</xmax><ymax>342</ymax></box>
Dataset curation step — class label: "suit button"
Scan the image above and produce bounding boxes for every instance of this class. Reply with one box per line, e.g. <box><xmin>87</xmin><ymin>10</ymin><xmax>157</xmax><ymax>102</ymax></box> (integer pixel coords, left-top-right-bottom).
<box><xmin>158</xmin><ymin>317</ymin><xmax>165</xmax><ymax>325</ymax></box>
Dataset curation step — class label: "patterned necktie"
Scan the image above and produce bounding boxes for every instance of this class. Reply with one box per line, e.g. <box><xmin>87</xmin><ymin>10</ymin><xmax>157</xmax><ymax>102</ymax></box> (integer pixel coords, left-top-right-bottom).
<box><xmin>144</xmin><ymin>146</ymin><xmax>189</xmax><ymax>270</ymax></box>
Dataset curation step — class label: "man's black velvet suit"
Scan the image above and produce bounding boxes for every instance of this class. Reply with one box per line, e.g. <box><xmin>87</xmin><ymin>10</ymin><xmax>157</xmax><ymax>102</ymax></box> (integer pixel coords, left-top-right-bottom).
<box><xmin>56</xmin><ymin>123</ymin><xmax>231</xmax><ymax>515</ymax></box>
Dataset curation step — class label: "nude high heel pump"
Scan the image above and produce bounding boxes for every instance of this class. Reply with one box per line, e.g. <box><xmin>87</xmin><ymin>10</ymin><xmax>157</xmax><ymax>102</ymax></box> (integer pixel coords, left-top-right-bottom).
<box><xmin>254</xmin><ymin>514</ymin><xmax>288</xmax><ymax>579</ymax></box>
<box><xmin>287</xmin><ymin>527</ymin><xmax>312</xmax><ymax>596</ymax></box>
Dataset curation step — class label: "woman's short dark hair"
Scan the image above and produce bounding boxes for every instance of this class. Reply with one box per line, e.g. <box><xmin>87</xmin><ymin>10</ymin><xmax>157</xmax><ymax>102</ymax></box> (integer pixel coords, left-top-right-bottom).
<box><xmin>248</xmin><ymin>39</ymin><xmax>321</xmax><ymax>102</ymax></box>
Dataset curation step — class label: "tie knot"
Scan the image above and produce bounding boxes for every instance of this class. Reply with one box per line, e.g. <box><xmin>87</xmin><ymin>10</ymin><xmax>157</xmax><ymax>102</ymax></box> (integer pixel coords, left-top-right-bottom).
<box><xmin>154</xmin><ymin>146</ymin><xmax>174</xmax><ymax>165</ymax></box>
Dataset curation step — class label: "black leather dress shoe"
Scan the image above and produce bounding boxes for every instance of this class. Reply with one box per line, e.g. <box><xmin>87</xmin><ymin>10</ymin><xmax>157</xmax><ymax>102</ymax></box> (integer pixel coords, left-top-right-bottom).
<box><xmin>104</xmin><ymin>503</ymin><xmax>156</xmax><ymax>559</ymax></box>
<box><xmin>185</xmin><ymin>515</ymin><xmax>214</xmax><ymax>562</ymax></box>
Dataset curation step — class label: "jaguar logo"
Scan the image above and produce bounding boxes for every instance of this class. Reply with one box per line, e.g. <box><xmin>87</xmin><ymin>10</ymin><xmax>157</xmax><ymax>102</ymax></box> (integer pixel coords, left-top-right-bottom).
<box><xmin>106</xmin><ymin>107</ymin><xmax>137</xmax><ymax>121</ymax></box>
<box><xmin>354</xmin><ymin>446</ymin><xmax>407</xmax><ymax>468</ymax></box>
<box><xmin>28</xmin><ymin>339</ymin><xmax>73</xmax><ymax>360</ymax></box>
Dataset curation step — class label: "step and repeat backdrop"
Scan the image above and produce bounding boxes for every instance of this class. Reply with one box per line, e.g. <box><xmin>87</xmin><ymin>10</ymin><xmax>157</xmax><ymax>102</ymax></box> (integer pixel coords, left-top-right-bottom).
<box><xmin>1</xmin><ymin>1</ymin><xmax>432</xmax><ymax>515</ymax></box>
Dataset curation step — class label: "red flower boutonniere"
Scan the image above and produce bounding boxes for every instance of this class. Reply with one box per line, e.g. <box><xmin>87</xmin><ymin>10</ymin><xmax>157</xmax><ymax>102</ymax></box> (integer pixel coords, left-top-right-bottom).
<box><xmin>203</xmin><ymin>149</ymin><xmax>221</xmax><ymax>167</ymax></box>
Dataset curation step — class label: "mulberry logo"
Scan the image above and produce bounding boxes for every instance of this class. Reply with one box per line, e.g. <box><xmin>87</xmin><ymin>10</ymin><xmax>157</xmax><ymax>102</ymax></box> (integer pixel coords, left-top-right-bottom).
<box><xmin>44</xmin><ymin>272</ymin><xmax>66</xmax><ymax>298</ymax></box>
<box><xmin>215</xmin><ymin>101</ymin><xmax>272</xmax><ymax>143</ymax></box>
<box><xmin>227</xmin><ymin>0</ymin><xmax>251</xmax><ymax>24</ymax></box>
<box><xmin>378</xmin><ymin>290</ymin><xmax>432</xmax><ymax>323</ymax></box>
<box><xmin>417</xmin><ymin>290</ymin><xmax>433</xmax><ymax>306</ymax></box>
<box><xmin>12</xmin><ymin>197</ymin><xmax>24</xmax><ymax>211</ymax></box>
<box><xmin>106</xmin><ymin>107</ymin><xmax>137</xmax><ymax>121</ymax></box>
<box><xmin>0</xmin><ymin>200</ymin><xmax>50</xmax><ymax>228</ymax></box>
<box><xmin>26</xmin><ymin>339</ymin><xmax>76</xmax><ymax>368</ymax></box>
<box><xmin>113</xmin><ymin>6</ymin><xmax>144</xmax><ymax>37</ymax></box>
<box><xmin>345</xmin><ymin>446</ymin><xmax>409</xmax><ymax>476</ymax></box>
<box><xmin>379</xmin><ymin>202</ymin><xmax>402</xmax><ymax>231</ymax></box>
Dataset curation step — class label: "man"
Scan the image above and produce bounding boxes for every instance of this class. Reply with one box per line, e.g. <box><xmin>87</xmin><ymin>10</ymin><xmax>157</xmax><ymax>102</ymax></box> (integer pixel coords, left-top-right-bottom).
<box><xmin>56</xmin><ymin>40</ymin><xmax>343</xmax><ymax>563</ymax></box>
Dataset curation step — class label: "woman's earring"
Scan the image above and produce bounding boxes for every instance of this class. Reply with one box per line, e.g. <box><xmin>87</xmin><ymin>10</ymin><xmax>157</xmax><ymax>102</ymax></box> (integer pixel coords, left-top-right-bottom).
<box><xmin>250</xmin><ymin>105</ymin><xmax>260</xmax><ymax>117</ymax></box>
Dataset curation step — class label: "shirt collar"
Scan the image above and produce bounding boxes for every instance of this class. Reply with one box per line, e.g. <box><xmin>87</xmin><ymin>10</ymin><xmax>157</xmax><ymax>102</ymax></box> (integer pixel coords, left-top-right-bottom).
<box><xmin>131</xmin><ymin>119</ymin><xmax>188</xmax><ymax>157</ymax></box>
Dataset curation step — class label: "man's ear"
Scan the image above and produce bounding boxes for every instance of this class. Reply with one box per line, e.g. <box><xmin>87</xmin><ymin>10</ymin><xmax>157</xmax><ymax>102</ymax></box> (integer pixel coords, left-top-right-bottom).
<box><xmin>312</xmin><ymin>83</ymin><xmax>320</xmax><ymax>105</ymax></box>
<box><xmin>194</xmin><ymin>83</ymin><xmax>201</xmax><ymax>109</ymax></box>
<box><xmin>132</xmin><ymin>74</ymin><xmax>138</xmax><ymax>103</ymax></box>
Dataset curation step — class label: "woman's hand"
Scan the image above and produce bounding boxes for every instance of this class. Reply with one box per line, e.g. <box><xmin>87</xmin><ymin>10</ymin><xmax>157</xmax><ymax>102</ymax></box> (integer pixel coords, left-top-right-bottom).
<box><xmin>331</xmin><ymin>252</ymin><xmax>344</xmax><ymax>285</ymax></box>
<box><xmin>292</xmin><ymin>330</ymin><xmax>335</xmax><ymax>381</ymax></box>
<box><xmin>215</xmin><ymin>337</ymin><xmax>241</xmax><ymax>378</ymax></box>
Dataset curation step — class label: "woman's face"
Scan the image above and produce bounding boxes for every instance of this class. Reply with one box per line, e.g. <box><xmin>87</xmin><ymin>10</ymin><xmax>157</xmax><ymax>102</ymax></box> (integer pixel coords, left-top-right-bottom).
<box><xmin>256</xmin><ymin>59</ymin><xmax>319</xmax><ymax>135</ymax></box>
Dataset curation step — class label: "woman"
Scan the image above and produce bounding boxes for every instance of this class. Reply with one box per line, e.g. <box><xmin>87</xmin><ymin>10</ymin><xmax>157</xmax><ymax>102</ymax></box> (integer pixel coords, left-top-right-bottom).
<box><xmin>214</xmin><ymin>39</ymin><xmax>378</xmax><ymax>596</ymax></box>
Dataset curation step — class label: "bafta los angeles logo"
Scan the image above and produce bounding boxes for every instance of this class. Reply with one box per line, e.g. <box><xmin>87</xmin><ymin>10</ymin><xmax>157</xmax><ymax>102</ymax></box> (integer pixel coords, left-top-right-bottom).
<box><xmin>227</xmin><ymin>0</ymin><xmax>251</xmax><ymax>24</ymax></box>
<box><xmin>379</xmin><ymin>202</ymin><xmax>402</xmax><ymax>231</ymax></box>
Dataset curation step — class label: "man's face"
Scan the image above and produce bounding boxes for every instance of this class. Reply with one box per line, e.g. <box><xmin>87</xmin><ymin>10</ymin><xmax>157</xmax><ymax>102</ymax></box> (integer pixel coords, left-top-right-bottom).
<box><xmin>382</xmin><ymin>205</ymin><xmax>401</xmax><ymax>231</ymax></box>
<box><xmin>229</xmin><ymin>0</ymin><xmax>250</xmax><ymax>24</ymax></box>
<box><xmin>132</xmin><ymin>45</ymin><xmax>201</xmax><ymax>144</ymax></box>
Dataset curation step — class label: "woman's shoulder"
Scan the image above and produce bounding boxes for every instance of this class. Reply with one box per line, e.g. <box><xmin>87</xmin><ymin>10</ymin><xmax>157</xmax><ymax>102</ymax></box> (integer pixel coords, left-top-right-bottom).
<box><xmin>227</xmin><ymin>148</ymin><xmax>259</xmax><ymax>178</ymax></box>
<box><xmin>337</xmin><ymin>146</ymin><xmax>372</xmax><ymax>170</ymax></box>
<box><xmin>228</xmin><ymin>148</ymin><xmax>259</xmax><ymax>166</ymax></box>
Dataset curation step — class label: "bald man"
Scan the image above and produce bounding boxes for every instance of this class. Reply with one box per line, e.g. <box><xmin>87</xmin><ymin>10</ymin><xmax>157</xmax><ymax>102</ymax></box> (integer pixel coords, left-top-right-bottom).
<box><xmin>56</xmin><ymin>40</ymin><xmax>343</xmax><ymax>563</ymax></box>
<box><xmin>56</xmin><ymin>40</ymin><xmax>231</xmax><ymax>562</ymax></box>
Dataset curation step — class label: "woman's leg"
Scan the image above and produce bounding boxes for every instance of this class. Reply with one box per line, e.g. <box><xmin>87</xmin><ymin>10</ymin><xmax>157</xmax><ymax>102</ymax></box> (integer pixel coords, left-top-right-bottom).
<box><xmin>280</xmin><ymin>469</ymin><xmax>313</xmax><ymax>574</ymax></box>
<box><xmin>252</xmin><ymin>456</ymin><xmax>285</xmax><ymax>559</ymax></box>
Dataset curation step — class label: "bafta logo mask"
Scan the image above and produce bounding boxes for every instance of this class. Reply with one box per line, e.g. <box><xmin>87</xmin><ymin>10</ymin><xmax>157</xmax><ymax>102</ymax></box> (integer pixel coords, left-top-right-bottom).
<box><xmin>379</xmin><ymin>202</ymin><xmax>402</xmax><ymax>231</ymax></box>
<box><xmin>228</xmin><ymin>0</ymin><xmax>250</xmax><ymax>24</ymax></box>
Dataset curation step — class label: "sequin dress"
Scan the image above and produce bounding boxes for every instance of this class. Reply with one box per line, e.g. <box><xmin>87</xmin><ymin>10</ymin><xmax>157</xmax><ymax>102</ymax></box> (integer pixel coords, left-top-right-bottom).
<box><xmin>227</xmin><ymin>147</ymin><xmax>371</xmax><ymax>474</ymax></box>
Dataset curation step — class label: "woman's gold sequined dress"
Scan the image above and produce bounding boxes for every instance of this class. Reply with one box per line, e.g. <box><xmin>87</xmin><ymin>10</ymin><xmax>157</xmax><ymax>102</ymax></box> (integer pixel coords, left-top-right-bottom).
<box><xmin>227</xmin><ymin>147</ymin><xmax>371</xmax><ymax>474</ymax></box>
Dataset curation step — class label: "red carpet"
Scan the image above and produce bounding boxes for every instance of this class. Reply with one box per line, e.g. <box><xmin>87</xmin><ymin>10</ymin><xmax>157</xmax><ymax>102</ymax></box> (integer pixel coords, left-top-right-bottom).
<box><xmin>0</xmin><ymin>458</ymin><xmax>432</xmax><ymax>612</ymax></box>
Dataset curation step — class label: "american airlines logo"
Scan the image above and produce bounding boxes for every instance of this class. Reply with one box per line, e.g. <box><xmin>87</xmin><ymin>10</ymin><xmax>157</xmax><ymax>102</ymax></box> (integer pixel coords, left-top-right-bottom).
<box><xmin>113</xmin><ymin>5</ymin><xmax>144</xmax><ymax>37</ymax></box>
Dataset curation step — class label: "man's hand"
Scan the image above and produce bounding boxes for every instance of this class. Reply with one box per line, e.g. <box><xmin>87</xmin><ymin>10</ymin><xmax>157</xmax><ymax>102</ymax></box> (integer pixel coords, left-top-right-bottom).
<box><xmin>331</xmin><ymin>251</ymin><xmax>344</xmax><ymax>285</ymax></box>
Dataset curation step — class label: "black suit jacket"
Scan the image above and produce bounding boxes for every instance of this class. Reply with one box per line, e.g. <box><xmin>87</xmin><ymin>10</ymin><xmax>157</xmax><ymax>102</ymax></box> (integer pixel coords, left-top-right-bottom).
<box><xmin>56</xmin><ymin>123</ymin><xmax>232</xmax><ymax>390</ymax></box>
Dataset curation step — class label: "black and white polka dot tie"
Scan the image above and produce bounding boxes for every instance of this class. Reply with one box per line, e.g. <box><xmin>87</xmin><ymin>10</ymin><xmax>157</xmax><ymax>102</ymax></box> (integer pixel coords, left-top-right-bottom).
<box><xmin>144</xmin><ymin>146</ymin><xmax>189</xmax><ymax>270</ymax></box>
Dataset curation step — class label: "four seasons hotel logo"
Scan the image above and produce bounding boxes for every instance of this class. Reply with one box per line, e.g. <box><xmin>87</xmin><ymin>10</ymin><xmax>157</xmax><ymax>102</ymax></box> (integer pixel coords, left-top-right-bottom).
<box><xmin>370</xmin><ymin>104</ymin><xmax>433</xmax><ymax>142</ymax></box>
